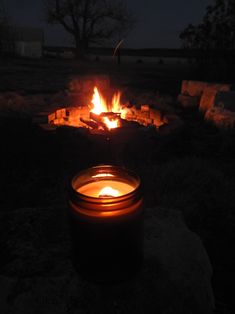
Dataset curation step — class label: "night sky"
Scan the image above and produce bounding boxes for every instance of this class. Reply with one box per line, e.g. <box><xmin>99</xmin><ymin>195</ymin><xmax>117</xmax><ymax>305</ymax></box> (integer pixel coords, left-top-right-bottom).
<box><xmin>4</xmin><ymin>0</ymin><xmax>213</xmax><ymax>48</ymax></box>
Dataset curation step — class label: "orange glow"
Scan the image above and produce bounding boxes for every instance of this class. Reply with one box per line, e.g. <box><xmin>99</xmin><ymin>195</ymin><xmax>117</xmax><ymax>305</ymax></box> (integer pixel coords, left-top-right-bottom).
<box><xmin>77</xmin><ymin>180</ymin><xmax>134</xmax><ymax>198</ymax></box>
<box><xmin>99</xmin><ymin>186</ymin><xmax>120</xmax><ymax>198</ymax></box>
<box><xmin>111</xmin><ymin>91</ymin><xmax>122</xmax><ymax>113</ymax></box>
<box><xmin>92</xmin><ymin>173</ymin><xmax>114</xmax><ymax>178</ymax></box>
<box><xmin>119</xmin><ymin>107</ymin><xmax>128</xmax><ymax>120</ymax></box>
<box><xmin>103</xmin><ymin>117</ymin><xmax>120</xmax><ymax>130</ymax></box>
<box><xmin>69</xmin><ymin>198</ymin><xmax>143</xmax><ymax>218</ymax></box>
<box><xmin>90</xmin><ymin>86</ymin><xmax>122</xmax><ymax>114</ymax></box>
<box><xmin>49</xmin><ymin>84</ymin><xmax>166</xmax><ymax>130</ymax></box>
<box><xmin>90</xmin><ymin>86</ymin><xmax>122</xmax><ymax>129</ymax></box>
<box><xmin>90</xmin><ymin>87</ymin><xmax>108</xmax><ymax>115</ymax></box>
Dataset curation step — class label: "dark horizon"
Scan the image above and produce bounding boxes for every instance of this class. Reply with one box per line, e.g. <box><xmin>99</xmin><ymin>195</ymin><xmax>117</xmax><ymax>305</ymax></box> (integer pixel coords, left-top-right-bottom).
<box><xmin>4</xmin><ymin>0</ymin><xmax>213</xmax><ymax>49</ymax></box>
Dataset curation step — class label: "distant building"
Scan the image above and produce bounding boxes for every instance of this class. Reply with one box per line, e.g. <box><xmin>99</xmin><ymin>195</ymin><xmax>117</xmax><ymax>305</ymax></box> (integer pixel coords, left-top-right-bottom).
<box><xmin>0</xmin><ymin>26</ymin><xmax>44</xmax><ymax>58</ymax></box>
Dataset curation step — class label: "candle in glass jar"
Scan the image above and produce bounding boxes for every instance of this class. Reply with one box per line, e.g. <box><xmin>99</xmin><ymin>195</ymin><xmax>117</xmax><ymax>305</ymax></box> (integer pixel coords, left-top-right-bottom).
<box><xmin>77</xmin><ymin>180</ymin><xmax>134</xmax><ymax>198</ymax></box>
<box><xmin>68</xmin><ymin>165</ymin><xmax>144</xmax><ymax>282</ymax></box>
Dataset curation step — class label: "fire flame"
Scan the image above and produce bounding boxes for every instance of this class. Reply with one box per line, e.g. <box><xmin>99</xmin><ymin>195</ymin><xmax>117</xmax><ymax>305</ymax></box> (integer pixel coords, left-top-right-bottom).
<box><xmin>90</xmin><ymin>86</ymin><xmax>122</xmax><ymax>129</ymax></box>
<box><xmin>103</xmin><ymin>117</ymin><xmax>119</xmax><ymax>130</ymax></box>
<box><xmin>111</xmin><ymin>91</ymin><xmax>121</xmax><ymax>113</ymax></box>
<box><xmin>91</xmin><ymin>87</ymin><xmax>108</xmax><ymax>115</ymax></box>
<box><xmin>99</xmin><ymin>186</ymin><xmax>120</xmax><ymax>198</ymax></box>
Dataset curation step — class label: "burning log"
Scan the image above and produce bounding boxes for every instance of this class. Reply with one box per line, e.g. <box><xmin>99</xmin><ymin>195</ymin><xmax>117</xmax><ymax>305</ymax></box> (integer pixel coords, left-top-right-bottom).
<box><xmin>89</xmin><ymin>112</ymin><xmax>109</xmax><ymax>130</ymax></box>
<box><xmin>90</xmin><ymin>111</ymin><xmax>120</xmax><ymax>122</ymax></box>
<box><xmin>90</xmin><ymin>112</ymin><xmax>121</xmax><ymax>130</ymax></box>
<box><xmin>101</xmin><ymin>112</ymin><xmax>121</xmax><ymax>119</ymax></box>
<box><xmin>80</xmin><ymin>117</ymin><xmax>99</xmax><ymax>129</ymax></box>
<box><xmin>90</xmin><ymin>111</ymin><xmax>103</xmax><ymax>122</ymax></box>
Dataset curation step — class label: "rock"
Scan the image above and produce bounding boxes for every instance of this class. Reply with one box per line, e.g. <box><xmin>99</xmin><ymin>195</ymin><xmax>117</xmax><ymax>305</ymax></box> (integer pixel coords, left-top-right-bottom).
<box><xmin>178</xmin><ymin>94</ymin><xmax>200</xmax><ymax>108</ymax></box>
<box><xmin>0</xmin><ymin>206</ymin><xmax>214</xmax><ymax>314</ymax></box>
<box><xmin>181</xmin><ymin>80</ymin><xmax>208</xmax><ymax>97</ymax></box>
<box><xmin>125</xmin><ymin>91</ymin><xmax>174</xmax><ymax>113</ymax></box>
<box><xmin>48</xmin><ymin>112</ymin><xmax>56</xmax><ymax>123</ymax></box>
<box><xmin>181</xmin><ymin>80</ymin><xmax>230</xmax><ymax>97</ymax></box>
<box><xmin>208</xmin><ymin>83</ymin><xmax>231</xmax><ymax>91</ymax></box>
<box><xmin>149</xmin><ymin>108</ymin><xmax>163</xmax><ymax>127</ymax></box>
<box><xmin>56</xmin><ymin>108</ymin><xmax>66</xmax><ymax>119</ymax></box>
<box><xmin>199</xmin><ymin>89</ymin><xmax>217</xmax><ymax>113</ymax></box>
<box><xmin>143</xmin><ymin>207</ymin><xmax>214</xmax><ymax>314</ymax></box>
<box><xmin>199</xmin><ymin>84</ymin><xmax>231</xmax><ymax>113</ymax></box>
<box><xmin>180</xmin><ymin>81</ymin><xmax>231</xmax><ymax>112</ymax></box>
<box><xmin>214</xmin><ymin>91</ymin><xmax>235</xmax><ymax>112</ymax></box>
<box><xmin>205</xmin><ymin>108</ymin><xmax>235</xmax><ymax>129</ymax></box>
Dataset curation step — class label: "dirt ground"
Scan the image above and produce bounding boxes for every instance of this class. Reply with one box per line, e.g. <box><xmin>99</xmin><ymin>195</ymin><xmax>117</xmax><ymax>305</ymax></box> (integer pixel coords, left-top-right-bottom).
<box><xmin>0</xmin><ymin>56</ymin><xmax>191</xmax><ymax>94</ymax></box>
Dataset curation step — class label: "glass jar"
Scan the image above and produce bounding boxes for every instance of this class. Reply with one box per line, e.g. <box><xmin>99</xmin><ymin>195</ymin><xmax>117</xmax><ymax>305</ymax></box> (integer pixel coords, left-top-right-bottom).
<box><xmin>68</xmin><ymin>165</ymin><xmax>143</xmax><ymax>282</ymax></box>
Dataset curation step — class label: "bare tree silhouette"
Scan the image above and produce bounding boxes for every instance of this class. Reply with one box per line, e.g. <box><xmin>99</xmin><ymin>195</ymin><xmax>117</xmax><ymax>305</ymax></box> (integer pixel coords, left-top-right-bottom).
<box><xmin>43</xmin><ymin>0</ymin><xmax>135</xmax><ymax>58</ymax></box>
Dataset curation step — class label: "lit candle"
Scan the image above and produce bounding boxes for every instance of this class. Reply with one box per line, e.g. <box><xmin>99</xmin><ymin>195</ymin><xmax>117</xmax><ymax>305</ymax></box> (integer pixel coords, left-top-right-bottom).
<box><xmin>77</xmin><ymin>180</ymin><xmax>134</xmax><ymax>198</ymax></box>
<box><xmin>68</xmin><ymin>165</ymin><xmax>143</xmax><ymax>282</ymax></box>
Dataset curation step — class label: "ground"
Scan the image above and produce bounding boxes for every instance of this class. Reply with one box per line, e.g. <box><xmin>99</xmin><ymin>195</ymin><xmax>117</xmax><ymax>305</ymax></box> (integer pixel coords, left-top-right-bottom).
<box><xmin>0</xmin><ymin>57</ymin><xmax>234</xmax><ymax>313</ymax></box>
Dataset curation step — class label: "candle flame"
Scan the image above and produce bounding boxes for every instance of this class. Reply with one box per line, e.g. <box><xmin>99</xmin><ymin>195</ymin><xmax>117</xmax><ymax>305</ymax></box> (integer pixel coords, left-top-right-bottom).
<box><xmin>99</xmin><ymin>186</ymin><xmax>120</xmax><ymax>198</ymax></box>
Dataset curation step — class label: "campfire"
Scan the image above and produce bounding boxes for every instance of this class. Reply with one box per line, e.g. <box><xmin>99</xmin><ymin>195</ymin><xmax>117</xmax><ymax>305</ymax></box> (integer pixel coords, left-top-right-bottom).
<box><xmin>84</xmin><ymin>86</ymin><xmax>122</xmax><ymax>130</ymax></box>
<box><xmin>34</xmin><ymin>81</ymin><xmax>183</xmax><ymax>136</ymax></box>
<box><xmin>47</xmin><ymin>85</ymin><xmax>167</xmax><ymax>132</ymax></box>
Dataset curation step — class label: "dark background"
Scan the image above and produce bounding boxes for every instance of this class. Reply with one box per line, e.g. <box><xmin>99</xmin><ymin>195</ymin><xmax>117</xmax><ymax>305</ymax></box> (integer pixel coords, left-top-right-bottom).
<box><xmin>5</xmin><ymin>0</ymin><xmax>213</xmax><ymax>48</ymax></box>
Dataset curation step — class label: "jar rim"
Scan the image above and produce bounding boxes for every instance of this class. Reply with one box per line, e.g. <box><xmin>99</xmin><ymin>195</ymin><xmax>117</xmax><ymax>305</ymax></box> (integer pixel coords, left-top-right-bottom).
<box><xmin>69</xmin><ymin>165</ymin><xmax>142</xmax><ymax>206</ymax></box>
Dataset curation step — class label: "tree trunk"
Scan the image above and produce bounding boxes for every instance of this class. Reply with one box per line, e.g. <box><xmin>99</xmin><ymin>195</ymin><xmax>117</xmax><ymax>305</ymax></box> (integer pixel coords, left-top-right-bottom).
<box><xmin>75</xmin><ymin>38</ymin><xmax>87</xmax><ymax>60</ymax></box>
<box><xmin>117</xmin><ymin>49</ymin><xmax>121</xmax><ymax>65</ymax></box>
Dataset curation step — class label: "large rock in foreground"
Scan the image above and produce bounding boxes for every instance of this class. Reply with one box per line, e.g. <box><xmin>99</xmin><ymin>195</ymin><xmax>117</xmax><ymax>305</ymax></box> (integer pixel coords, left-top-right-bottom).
<box><xmin>0</xmin><ymin>206</ymin><xmax>214</xmax><ymax>314</ymax></box>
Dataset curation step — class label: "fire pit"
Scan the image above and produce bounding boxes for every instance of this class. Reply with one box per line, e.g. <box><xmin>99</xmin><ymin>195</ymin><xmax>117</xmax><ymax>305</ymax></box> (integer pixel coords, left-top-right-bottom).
<box><xmin>31</xmin><ymin>83</ymin><xmax>183</xmax><ymax>164</ymax></box>
<box><xmin>46</xmin><ymin>86</ymin><xmax>166</xmax><ymax>132</ymax></box>
<box><xmin>31</xmin><ymin>84</ymin><xmax>183</xmax><ymax>164</ymax></box>
<box><xmin>30</xmin><ymin>79</ymin><xmax>183</xmax><ymax>138</ymax></box>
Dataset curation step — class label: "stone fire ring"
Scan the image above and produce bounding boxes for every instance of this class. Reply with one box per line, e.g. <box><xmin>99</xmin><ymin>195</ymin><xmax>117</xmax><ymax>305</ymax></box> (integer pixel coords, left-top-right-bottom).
<box><xmin>33</xmin><ymin>105</ymin><xmax>183</xmax><ymax>136</ymax></box>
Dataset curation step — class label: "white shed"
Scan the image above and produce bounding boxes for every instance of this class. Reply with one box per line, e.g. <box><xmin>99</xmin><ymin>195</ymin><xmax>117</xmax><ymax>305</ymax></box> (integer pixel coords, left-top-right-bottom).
<box><xmin>1</xmin><ymin>26</ymin><xmax>44</xmax><ymax>58</ymax></box>
<box><xmin>13</xmin><ymin>27</ymin><xmax>44</xmax><ymax>58</ymax></box>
